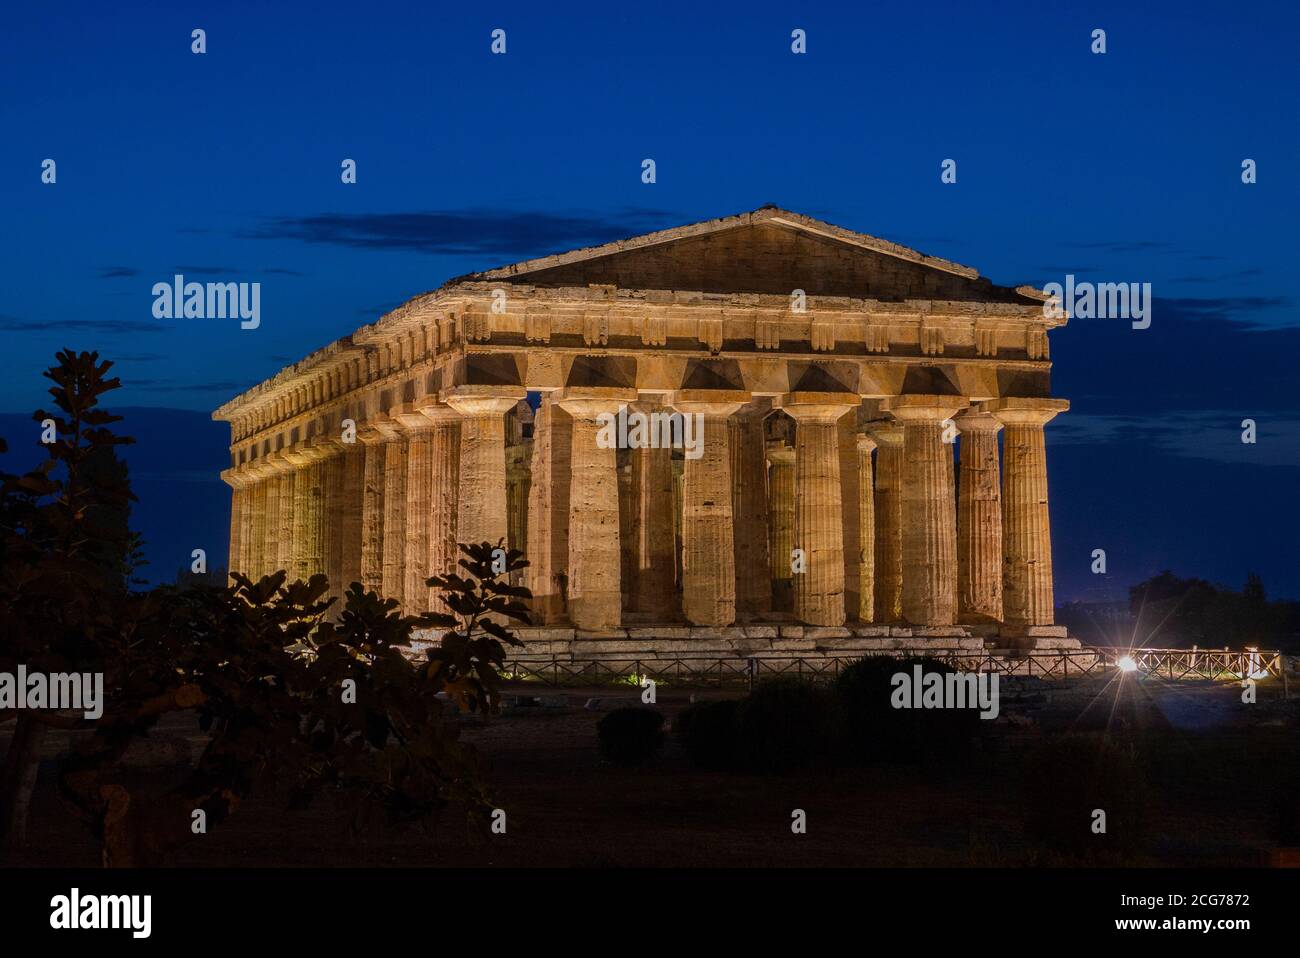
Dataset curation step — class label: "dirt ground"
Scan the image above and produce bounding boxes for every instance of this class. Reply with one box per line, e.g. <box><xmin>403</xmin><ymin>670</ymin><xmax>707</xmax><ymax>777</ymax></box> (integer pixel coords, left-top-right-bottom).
<box><xmin>4</xmin><ymin>675</ymin><xmax>1296</xmax><ymax>868</ymax></box>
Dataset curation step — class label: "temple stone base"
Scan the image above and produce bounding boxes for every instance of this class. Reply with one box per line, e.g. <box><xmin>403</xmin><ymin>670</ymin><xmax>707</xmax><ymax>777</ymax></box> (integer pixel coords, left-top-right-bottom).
<box><xmin>410</xmin><ymin>623</ymin><xmax>1082</xmax><ymax>660</ymax></box>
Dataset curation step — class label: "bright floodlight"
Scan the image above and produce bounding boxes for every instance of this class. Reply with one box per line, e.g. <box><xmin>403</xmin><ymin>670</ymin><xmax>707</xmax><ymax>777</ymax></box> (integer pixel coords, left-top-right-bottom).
<box><xmin>1116</xmin><ymin>655</ymin><xmax>1138</xmax><ymax>673</ymax></box>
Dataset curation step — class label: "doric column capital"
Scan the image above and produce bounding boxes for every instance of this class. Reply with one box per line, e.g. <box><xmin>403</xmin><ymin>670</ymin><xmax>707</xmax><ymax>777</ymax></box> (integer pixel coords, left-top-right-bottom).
<box><xmin>954</xmin><ymin>408</ymin><xmax>1003</xmax><ymax>434</ymax></box>
<box><xmin>865</xmin><ymin>419</ymin><xmax>904</xmax><ymax>447</ymax></box>
<box><xmin>415</xmin><ymin>395</ymin><xmax>461</xmax><ymax>425</ymax></box>
<box><xmin>880</xmin><ymin>393</ymin><xmax>969</xmax><ymax>423</ymax></box>
<box><xmin>855</xmin><ymin>432</ymin><xmax>878</xmax><ymax>454</ymax></box>
<box><xmin>779</xmin><ymin>391</ymin><xmax>860</xmax><ymax>422</ymax></box>
<box><xmin>669</xmin><ymin>388</ymin><xmax>750</xmax><ymax>418</ymax></box>
<box><xmin>308</xmin><ymin>435</ymin><xmax>344</xmax><ymax>459</ymax></box>
<box><xmin>358</xmin><ymin>413</ymin><xmax>401</xmax><ymax>444</ymax></box>
<box><xmin>983</xmin><ymin>397</ymin><xmax>1070</xmax><ymax>426</ymax></box>
<box><xmin>263</xmin><ymin>449</ymin><xmax>295</xmax><ymax>474</ymax></box>
<box><xmin>281</xmin><ymin>443</ymin><xmax>315</xmax><ymax>468</ymax></box>
<box><xmin>221</xmin><ymin>467</ymin><xmax>250</xmax><ymax>489</ymax></box>
<box><xmin>442</xmin><ymin>385</ymin><xmax>527</xmax><ymax>418</ymax></box>
<box><xmin>392</xmin><ymin>402</ymin><xmax>436</xmax><ymax>435</ymax></box>
<box><xmin>554</xmin><ymin>386</ymin><xmax>638</xmax><ymax>420</ymax></box>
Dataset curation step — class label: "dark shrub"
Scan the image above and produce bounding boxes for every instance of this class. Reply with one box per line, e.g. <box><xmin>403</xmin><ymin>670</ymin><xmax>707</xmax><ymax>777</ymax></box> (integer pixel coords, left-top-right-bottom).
<box><xmin>736</xmin><ymin>678</ymin><xmax>837</xmax><ymax>775</ymax></box>
<box><xmin>1022</xmin><ymin>733</ymin><xmax>1149</xmax><ymax>860</ymax></box>
<box><xmin>597</xmin><ymin>707</ymin><xmax>665</xmax><ymax>765</ymax></box>
<box><xmin>835</xmin><ymin>656</ymin><xmax>983</xmax><ymax>764</ymax></box>
<box><xmin>675</xmin><ymin>699</ymin><xmax>742</xmax><ymax>770</ymax></box>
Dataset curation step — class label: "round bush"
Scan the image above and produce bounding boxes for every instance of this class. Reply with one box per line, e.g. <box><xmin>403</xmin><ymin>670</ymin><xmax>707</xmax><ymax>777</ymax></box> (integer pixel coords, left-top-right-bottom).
<box><xmin>835</xmin><ymin>655</ymin><xmax>983</xmax><ymax>764</ymax></box>
<box><xmin>1022</xmin><ymin>733</ymin><xmax>1149</xmax><ymax>860</ymax></box>
<box><xmin>597</xmin><ymin>706</ymin><xmax>664</xmax><ymax>766</ymax></box>
<box><xmin>736</xmin><ymin>678</ymin><xmax>837</xmax><ymax>775</ymax></box>
<box><xmin>674</xmin><ymin>698</ymin><xmax>742</xmax><ymax>770</ymax></box>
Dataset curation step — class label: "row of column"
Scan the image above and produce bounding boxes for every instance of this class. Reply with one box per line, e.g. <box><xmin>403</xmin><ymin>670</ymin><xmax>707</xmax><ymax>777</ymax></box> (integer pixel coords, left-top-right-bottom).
<box><xmin>226</xmin><ymin>389</ymin><xmax>1066</xmax><ymax>633</ymax></box>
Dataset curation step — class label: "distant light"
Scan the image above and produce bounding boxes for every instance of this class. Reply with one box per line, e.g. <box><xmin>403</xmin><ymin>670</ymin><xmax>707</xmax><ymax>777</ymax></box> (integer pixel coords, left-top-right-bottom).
<box><xmin>1116</xmin><ymin>655</ymin><xmax>1138</xmax><ymax>673</ymax></box>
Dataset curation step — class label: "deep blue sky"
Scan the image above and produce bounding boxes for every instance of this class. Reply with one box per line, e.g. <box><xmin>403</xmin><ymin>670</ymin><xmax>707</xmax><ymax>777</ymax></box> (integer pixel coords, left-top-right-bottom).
<box><xmin>2</xmin><ymin>1</ymin><xmax>1298</xmax><ymax>600</ymax></box>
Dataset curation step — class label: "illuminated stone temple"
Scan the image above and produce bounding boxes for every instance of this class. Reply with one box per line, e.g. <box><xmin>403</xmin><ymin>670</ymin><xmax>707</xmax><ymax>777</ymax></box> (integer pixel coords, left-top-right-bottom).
<box><xmin>214</xmin><ymin>207</ymin><xmax>1074</xmax><ymax>654</ymax></box>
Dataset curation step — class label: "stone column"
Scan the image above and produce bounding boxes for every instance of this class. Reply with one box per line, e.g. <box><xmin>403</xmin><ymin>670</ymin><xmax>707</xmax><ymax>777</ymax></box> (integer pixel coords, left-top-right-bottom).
<box><xmin>310</xmin><ymin>441</ymin><xmax>345</xmax><ymax>604</ymax></box>
<box><xmin>856</xmin><ymin>433</ymin><xmax>877</xmax><ymax>623</ymax></box>
<box><xmin>396</xmin><ymin>405</ymin><xmax>436</xmax><ymax>613</ymax></box>
<box><xmin>270</xmin><ymin>453</ymin><xmax>296</xmax><ymax>579</ymax></box>
<box><xmin>556</xmin><ymin>389</ymin><xmax>634</xmax><ymax>630</ymax></box>
<box><xmin>338</xmin><ymin>441</ymin><xmax>366</xmax><ymax>594</ymax></box>
<box><xmin>783</xmin><ymin>393</ymin><xmax>859</xmax><ymax>627</ymax></box>
<box><xmin>222</xmin><ymin>469</ymin><xmax>246</xmax><ymax>583</ymax></box>
<box><xmin>766</xmin><ymin>441</ymin><xmax>796</xmax><ymax>613</ymax></box>
<box><xmin>262</xmin><ymin>467</ymin><xmax>281</xmax><ymax>577</ymax></box>
<box><xmin>867</xmin><ymin>421</ymin><xmax>903</xmax><ymax>623</ymax></box>
<box><xmin>881</xmin><ymin>395</ymin><xmax>969</xmax><ymax>627</ymax></box>
<box><xmin>244</xmin><ymin>471</ymin><xmax>268</xmax><ymax>579</ymax></box>
<box><xmin>671</xmin><ymin>391</ymin><xmax>748</xmax><ymax>628</ymax></box>
<box><xmin>526</xmin><ymin>395</ymin><xmax>572</xmax><ymax>623</ymax></box>
<box><xmin>838</xmin><ymin>413</ymin><xmax>863</xmax><ymax>621</ymax></box>
<box><xmin>955</xmin><ymin>411</ymin><xmax>1004</xmax><ymax>623</ymax></box>
<box><xmin>358</xmin><ymin>426</ymin><xmax>387</xmax><ymax>595</ymax></box>
<box><xmin>445</xmin><ymin>387</ymin><xmax>527</xmax><ymax>551</ymax></box>
<box><xmin>285</xmin><ymin>444</ymin><xmax>327</xmax><ymax>583</ymax></box>
<box><xmin>629</xmin><ymin>401</ymin><xmax>678</xmax><ymax>617</ymax></box>
<box><xmin>986</xmin><ymin>398</ymin><xmax>1070</xmax><ymax>628</ymax></box>
<box><xmin>380</xmin><ymin>426</ymin><xmax>407</xmax><ymax>607</ymax></box>
<box><xmin>729</xmin><ymin>403</ymin><xmax>772</xmax><ymax>620</ymax></box>
<box><xmin>418</xmin><ymin>403</ymin><xmax>461</xmax><ymax>604</ymax></box>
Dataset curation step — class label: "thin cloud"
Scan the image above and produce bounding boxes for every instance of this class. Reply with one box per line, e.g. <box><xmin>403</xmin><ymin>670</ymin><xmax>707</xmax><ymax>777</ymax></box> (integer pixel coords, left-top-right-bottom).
<box><xmin>98</xmin><ymin>266</ymin><xmax>139</xmax><ymax>279</ymax></box>
<box><xmin>240</xmin><ymin>207</ymin><xmax>682</xmax><ymax>259</ymax></box>
<box><xmin>0</xmin><ymin>316</ymin><xmax>170</xmax><ymax>335</ymax></box>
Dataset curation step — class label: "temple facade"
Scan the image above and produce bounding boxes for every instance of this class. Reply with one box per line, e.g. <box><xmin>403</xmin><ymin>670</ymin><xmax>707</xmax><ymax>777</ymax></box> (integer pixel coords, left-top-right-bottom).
<box><xmin>214</xmin><ymin>207</ymin><xmax>1072</xmax><ymax>650</ymax></box>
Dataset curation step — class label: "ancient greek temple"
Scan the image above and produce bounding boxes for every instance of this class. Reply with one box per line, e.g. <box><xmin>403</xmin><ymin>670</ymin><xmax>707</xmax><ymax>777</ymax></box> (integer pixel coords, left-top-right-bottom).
<box><xmin>215</xmin><ymin>207</ymin><xmax>1074</xmax><ymax>652</ymax></box>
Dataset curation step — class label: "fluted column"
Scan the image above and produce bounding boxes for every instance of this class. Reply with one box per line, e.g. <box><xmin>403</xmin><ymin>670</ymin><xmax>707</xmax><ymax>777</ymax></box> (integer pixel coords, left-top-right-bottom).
<box><xmin>838</xmin><ymin>413</ymin><xmax>863</xmax><ymax>621</ymax></box>
<box><xmin>380</xmin><ymin>423</ymin><xmax>408</xmax><ymax>606</ymax></box>
<box><xmin>783</xmin><ymin>393</ymin><xmax>859</xmax><ymax>627</ymax></box>
<box><xmin>395</xmin><ymin>405</ymin><xmax>435</xmax><ymax>612</ymax></box>
<box><xmin>445</xmin><ymin>387</ymin><xmax>527</xmax><ymax>551</ymax></box>
<box><xmin>766</xmin><ymin>441</ymin><xmax>796</xmax><ymax>613</ymax></box>
<box><xmin>867</xmin><ymin>421</ymin><xmax>904</xmax><ymax>622</ymax></box>
<box><xmin>729</xmin><ymin>403</ymin><xmax>772</xmax><ymax>621</ymax></box>
<box><xmin>285</xmin><ymin>444</ymin><xmax>327</xmax><ymax>583</ymax></box>
<box><xmin>855</xmin><ymin>433</ymin><xmax>877</xmax><ymax>622</ymax></box>
<box><xmin>881</xmin><ymin>395</ymin><xmax>969</xmax><ymax>626</ymax></box>
<box><xmin>987</xmin><ymin>398</ymin><xmax>1070</xmax><ymax>628</ymax></box>
<box><xmin>556</xmin><ymin>389</ymin><xmax>634</xmax><ymax>630</ymax></box>
<box><xmin>671</xmin><ymin>391</ymin><xmax>747</xmax><ymax>627</ymax></box>
<box><xmin>418</xmin><ymin>403</ymin><xmax>461</xmax><ymax>605</ymax></box>
<box><xmin>629</xmin><ymin>401</ymin><xmax>677</xmax><ymax>617</ymax></box>
<box><xmin>358</xmin><ymin>426</ymin><xmax>387</xmax><ymax>595</ymax></box>
<box><xmin>222</xmin><ymin>469</ymin><xmax>247</xmax><ymax>583</ymax></box>
<box><xmin>527</xmin><ymin>395</ymin><xmax>572</xmax><ymax>623</ymax></box>
<box><xmin>270</xmin><ymin>452</ymin><xmax>296</xmax><ymax>579</ymax></box>
<box><xmin>244</xmin><ymin>469</ymin><xmax>268</xmax><ymax>579</ymax></box>
<box><xmin>338</xmin><ymin>440</ymin><xmax>366</xmax><ymax>594</ymax></box>
<box><xmin>262</xmin><ymin>467</ymin><xmax>281</xmax><ymax>577</ymax></box>
<box><xmin>955</xmin><ymin>411</ymin><xmax>1004</xmax><ymax>623</ymax></box>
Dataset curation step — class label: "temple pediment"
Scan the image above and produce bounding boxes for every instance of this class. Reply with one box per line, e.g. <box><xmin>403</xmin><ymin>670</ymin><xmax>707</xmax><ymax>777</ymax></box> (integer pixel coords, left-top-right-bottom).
<box><xmin>468</xmin><ymin>206</ymin><xmax>1039</xmax><ymax>305</ymax></box>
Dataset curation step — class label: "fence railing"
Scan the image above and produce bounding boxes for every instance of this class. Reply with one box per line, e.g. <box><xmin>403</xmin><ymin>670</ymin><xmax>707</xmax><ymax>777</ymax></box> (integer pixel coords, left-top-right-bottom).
<box><xmin>498</xmin><ymin>646</ymin><xmax>1288</xmax><ymax>689</ymax></box>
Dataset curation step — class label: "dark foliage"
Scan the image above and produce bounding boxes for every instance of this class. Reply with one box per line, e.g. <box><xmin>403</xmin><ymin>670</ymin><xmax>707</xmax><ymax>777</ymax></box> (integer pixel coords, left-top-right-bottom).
<box><xmin>735</xmin><ymin>678</ymin><xmax>837</xmax><ymax>775</ymax></box>
<box><xmin>674</xmin><ymin>699</ymin><xmax>742</xmax><ymax>770</ymax></box>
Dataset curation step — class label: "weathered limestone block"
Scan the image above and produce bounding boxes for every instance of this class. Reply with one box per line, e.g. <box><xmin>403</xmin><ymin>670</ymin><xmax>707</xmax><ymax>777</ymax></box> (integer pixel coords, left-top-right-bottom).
<box><xmin>766</xmin><ymin>441</ymin><xmax>796</xmax><ymax>612</ymax></box>
<box><xmin>882</xmin><ymin>394</ymin><xmax>969</xmax><ymax>626</ymax></box>
<box><xmin>955</xmin><ymin>411</ymin><xmax>1003</xmax><ymax>623</ymax></box>
<box><xmin>987</xmin><ymin>397</ymin><xmax>1069</xmax><ymax>628</ymax></box>
<box><xmin>556</xmin><ymin>389</ymin><xmax>633</xmax><ymax>631</ymax></box>
<box><xmin>784</xmin><ymin>393</ymin><xmax>859</xmax><ymax>627</ymax></box>
<box><xmin>866</xmin><ymin>421</ymin><xmax>903</xmax><ymax>623</ymax></box>
<box><xmin>671</xmin><ymin>391</ymin><xmax>747</xmax><ymax>627</ymax></box>
<box><xmin>397</xmin><ymin>408</ymin><xmax>436</xmax><ymax>613</ymax></box>
<box><xmin>729</xmin><ymin>403</ymin><xmax>772</xmax><ymax>620</ymax></box>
